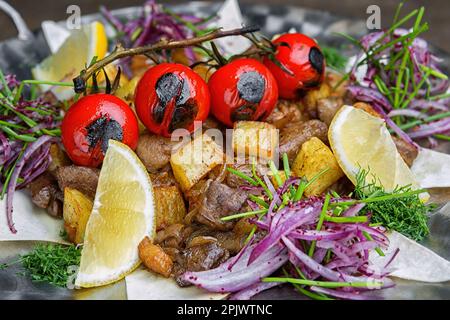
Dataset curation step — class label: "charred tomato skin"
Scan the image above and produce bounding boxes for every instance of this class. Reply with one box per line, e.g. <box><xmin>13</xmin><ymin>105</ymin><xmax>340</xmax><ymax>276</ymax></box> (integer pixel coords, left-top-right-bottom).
<box><xmin>263</xmin><ymin>33</ymin><xmax>325</xmax><ymax>100</ymax></box>
<box><xmin>134</xmin><ymin>63</ymin><xmax>210</xmax><ymax>137</ymax></box>
<box><xmin>208</xmin><ymin>58</ymin><xmax>278</xmax><ymax>127</ymax></box>
<box><xmin>61</xmin><ymin>93</ymin><xmax>139</xmax><ymax>167</ymax></box>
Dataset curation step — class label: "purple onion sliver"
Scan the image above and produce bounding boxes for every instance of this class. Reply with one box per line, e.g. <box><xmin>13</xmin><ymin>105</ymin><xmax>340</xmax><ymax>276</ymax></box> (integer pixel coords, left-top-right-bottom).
<box><xmin>408</xmin><ymin>118</ymin><xmax>450</xmax><ymax>138</ymax></box>
<box><xmin>310</xmin><ymin>286</ymin><xmax>375</xmax><ymax>300</ymax></box>
<box><xmin>228</xmin><ymin>282</ymin><xmax>280</xmax><ymax>300</ymax></box>
<box><xmin>248</xmin><ymin>205</ymin><xmax>321</xmax><ymax>264</ymax></box>
<box><xmin>6</xmin><ymin>136</ymin><xmax>54</xmax><ymax>233</ymax></box>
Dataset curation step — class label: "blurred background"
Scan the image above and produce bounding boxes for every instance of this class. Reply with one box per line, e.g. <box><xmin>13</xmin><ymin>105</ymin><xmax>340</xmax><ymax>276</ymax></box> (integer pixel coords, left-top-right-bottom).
<box><xmin>1</xmin><ymin>0</ymin><xmax>449</xmax><ymax>51</ymax></box>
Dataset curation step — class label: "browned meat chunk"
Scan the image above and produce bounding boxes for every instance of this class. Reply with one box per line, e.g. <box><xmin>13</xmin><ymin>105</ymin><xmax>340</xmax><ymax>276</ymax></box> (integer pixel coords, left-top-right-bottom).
<box><xmin>136</xmin><ymin>133</ymin><xmax>175</xmax><ymax>172</ymax></box>
<box><xmin>27</xmin><ymin>172</ymin><xmax>63</xmax><ymax>217</ymax></box>
<box><xmin>195</xmin><ymin>181</ymin><xmax>248</xmax><ymax>231</ymax></box>
<box><xmin>266</xmin><ymin>100</ymin><xmax>308</xmax><ymax>129</ymax></box>
<box><xmin>155</xmin><ymin>223</ymin><xmax>193</xmax><ymax>249</ymax></box>
<box><xmin>225</xmin><ymin>163</ymin><xmax>269</xmax><ymax>188</ymax></box>
<box><xmin>213</xmin><ymin>229</ymin><xmax>250</xmax><ymax>255</ymax></box>
<box><xmin>186</xmin><ymin>235</ymin><xmax>218</xmax><ymax>248</ymax></box>
<box><xmin>139</xmin><ymin>237</ymin><xmax>173</xmax><ymax>278</ymax></box>
<box><xmin>183</xmin><ymin>242</ymin><xmax>229</xmax><ymax>272</ymax></box>
<box><xmin>173</xmin><ymin>240</ymin><xmax>230</xmax><ymax>286</ymax></box>
<box><xmin>149</xmin><ymin>171</ymin><xmax>177</xmax><ymax>187</ymax></box>
<box><xmin>55</xmin><ymin>165</ymin><xmax>99</xmax><ymax>199</ymax></box>
<box><xmin>392</xmin><ymin>136</ymin><xmax>419</xmax><ymax>167</ymax></box>
<box><xmin>317</xmin><ymin>97</ymin><xmax>343</xmax><ymax>126</ymax></box>
<box><xmin>279</xmin><ymin>120</ymin><xmax>328</xmax><ymax>164</ymax></box>
<box><xmin>202</xmin><ymin>116</ymin><xmax>225</xmax><ymax>131</ymax></box>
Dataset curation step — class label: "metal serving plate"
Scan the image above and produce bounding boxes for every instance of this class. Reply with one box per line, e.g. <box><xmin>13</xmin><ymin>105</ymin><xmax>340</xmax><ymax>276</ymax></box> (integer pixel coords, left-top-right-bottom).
<box><xmin>0</xmin><ymin>2</ymin><xmax>449</xmax><ymax>300</ymax></box>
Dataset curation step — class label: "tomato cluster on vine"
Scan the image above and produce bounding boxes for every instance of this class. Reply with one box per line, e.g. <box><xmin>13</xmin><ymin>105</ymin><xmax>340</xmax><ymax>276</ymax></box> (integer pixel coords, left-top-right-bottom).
<box><xmin>61</xmin><ymin>32</ymin><xmax>325</xmax><ymax>167</ymax></box>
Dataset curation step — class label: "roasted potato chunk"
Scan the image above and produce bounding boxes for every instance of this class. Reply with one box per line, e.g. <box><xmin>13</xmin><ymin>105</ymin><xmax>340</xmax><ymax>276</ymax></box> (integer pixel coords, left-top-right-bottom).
<box><xmin>292</xmin><ymin>137</ymin><xmax>344</xmax><ymax>196</ymax></box>
<box><xmin>232</xmin><ymin>121</ymin><xmax>278</xmax><ymax>161</ymax></box>
<box><xmin>48</xmin><ymin>143</ymin><xmax>71</xmax><ymax>172</ymax></box>
<box><xmin>170</xmin><ymin>133</ymin><xmax>224</xmax><ymax>192</ymax></box>
<box><xmin>63</xmin><ymin>188</ymin><xmax>93</xmax><ymax>244</ymax></box>
<box><xmin>139</xmin><ymin>236</ymin><xmax>173</xmax><ymax>278</ymax></box>
<box><xmin>154</xmin><ymin>185</ymin><xmax>186</xmax><ymax>231</ymax></box>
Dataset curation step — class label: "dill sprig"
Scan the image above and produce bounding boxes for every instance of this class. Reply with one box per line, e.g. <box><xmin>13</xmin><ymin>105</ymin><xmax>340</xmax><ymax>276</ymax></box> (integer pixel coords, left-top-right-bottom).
<box><xmin>354</xmin><ymin>169</ymin><xmax>433</xmax><ymax>241</ymax></box>
<box><xmin>0</xmin><ymin>244</ymin><xmax>81</xmax><ymax>288</ymax></box>
<box><xmin>321</xmin><ymin>45</ymin><xmax>348</xmax><ymax>71</ymax></box>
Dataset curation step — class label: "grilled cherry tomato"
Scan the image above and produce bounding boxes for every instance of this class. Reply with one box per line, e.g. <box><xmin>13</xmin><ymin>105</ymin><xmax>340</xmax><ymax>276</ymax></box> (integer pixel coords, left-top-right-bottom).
<box><xmin>263</xmin><ymin>33</ymin><xmax>325</xmax><ymax>99</ymax></box>
<box><xmin>208</xmin><ymin>58</ymin><xmax>278</xmax><ymax>127</ymax></box>
<box><xmin>135</xmin><ymin>63</ymin><xmax>210</xmax><ymax>137</ymax></box>
<box><xmin>61</xmin><ymin>93</ymin><xmax>139</xmax><ymax>167</ymax></box>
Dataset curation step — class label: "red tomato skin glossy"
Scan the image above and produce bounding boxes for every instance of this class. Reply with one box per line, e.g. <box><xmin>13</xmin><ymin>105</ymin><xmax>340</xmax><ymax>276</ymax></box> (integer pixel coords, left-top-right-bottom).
<box><xmin>134</xmin><ymin>63</ymin><xmax>210</xmax><ymax>137</ymax></box>
<box><xmin>208</xmin><ymin>58</ymin><xmax>279</xmax><ymax>127</ymax></box>
<box><xmin>61</xmin><ymin>93</ymin><xmax>139</xmax><ymax>167</ymax></box>
<box><xmin>263</xmin><ymin>33</ymin><xmax>325</xmax><ymax>100</ymax></box>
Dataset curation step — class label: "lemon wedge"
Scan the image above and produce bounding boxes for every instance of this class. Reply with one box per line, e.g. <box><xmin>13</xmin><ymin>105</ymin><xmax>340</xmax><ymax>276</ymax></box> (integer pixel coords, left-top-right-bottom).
<box><xmin>75</xmin><ymin>140</ymin><xmax>155</xmax><ymax>288</ymax></box>
<box><xmin>328</xmin><ymin>105</ymin><xmax>424</xmax><ymax>195</ymax></box>
<box><xmin>32</xmin><ymin>21</ymin><xmax>107</xmax><ymax>100</ymax></box>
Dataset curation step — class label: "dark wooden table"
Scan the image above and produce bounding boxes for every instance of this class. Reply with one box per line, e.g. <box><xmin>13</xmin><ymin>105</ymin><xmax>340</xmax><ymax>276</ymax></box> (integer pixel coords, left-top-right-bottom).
<box><xmin>1</xmin><ymin>0</ymin><xmax>449</xmax><ymax>52</ymax></box>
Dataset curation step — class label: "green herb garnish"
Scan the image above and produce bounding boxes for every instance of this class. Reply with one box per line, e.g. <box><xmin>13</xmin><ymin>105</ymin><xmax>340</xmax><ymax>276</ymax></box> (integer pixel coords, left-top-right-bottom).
<box><xmin>1</xmin><ymin>244</ymin><xmax>81</xmax><ymax>288</ymax></box>
<box><xmin>321</xmin><ymin>45</ymin><xmax>348</xmax><ymax>71</ymax></box>
<box><xmin>354</xmin><ymin>169</ymin><xmax>433</xmax><ymax>241</ymax></box>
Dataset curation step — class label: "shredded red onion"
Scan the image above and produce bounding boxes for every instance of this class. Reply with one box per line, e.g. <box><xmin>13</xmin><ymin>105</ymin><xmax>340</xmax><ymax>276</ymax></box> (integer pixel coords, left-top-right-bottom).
<box><xmin>100</xmin><ymin>0</ymin><xmax>211</xmax><ymax>73</ymax></box>
<box><xmin>348</xmin><ymin>28</ymin><xmax>450</xmax><ymax>144</ymax></box>
<box><xmin>1</xmin><ymin>74</ymin><xmax>61</xmax><ymax>233</ymax></box>
<box><xmin>181</xmin><ymin>244</ymin><xmax>288</xmax><ymax>293</ymax></box>
<box><xmin>181</xmin><ymin>174</ymin><xmax>395</xmax><ymax>300</ymax></box>
<box><xmin>6</xmin><ymin>136</ymin><xmax>55</xmax><ymax>233</ymax></box>
<box><xmin>408</xmin><ymin>118</ymin><xmax>450</xmax><ymax>138</ymax></box>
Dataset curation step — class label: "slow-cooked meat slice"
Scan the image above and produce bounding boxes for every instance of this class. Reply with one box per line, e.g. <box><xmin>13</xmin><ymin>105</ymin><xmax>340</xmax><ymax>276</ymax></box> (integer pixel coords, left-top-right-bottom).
<box><xmin>183</xmin><ymin>242</ymin><xmax>229</xmax><ymax>272</ymax></box>
<box><xmin>279</xmin><ymin>120</ymin><xmax>328</xmax><ymax>164</ymax></box>
<box><xmin>149</xmin><ymin>171</ymin><xmax>177</xmax><ymax>187</ymax></box>
<box><xmin>47</xmin><ymin>197</ymin><xmax>63</xmax><ymax>218</ymax></box>
<box><xmin>28</xmin><ymin>172</ymin><xmax>63</xmax><ymax>217</ymax></box>
<box><xmin>317</xmin><ymin>97</ymin><xmax>343</xmax><ymax>126</ymax></box>
<box><xmin>173</xmin><ymin>241</ymin><xmax>229</xmax><ymax>287</ymax></box>
<box><xmin>155</xmin><ymin>223</ymin><xmax>193</xmax><ymax>249</ymax></box>
<box><xmin>392</xmin><ymin>137</ymin><xmax>419</xmax><ymax>167</ymax></box>
<box><xmin>55</xmin><ymin>165</ymin><xmax>99</xmax><ymax>199</ymax></box>
<box><xmin>225</xmin><ymin>163</ymin><xmax>269</xmax><ymax>188</ymax></box>
<box><xmin>28</xmin><ymin>172</ymin><xmax>58</xmax><ymax>208</ymax></box>
<box><xmin>266</xmin><ymin>100</ymin><xmax>307</xmax><ymax>129</ymax></box>
<box><xmin>136</xmin><ymin>133</ymin><xmax>175</xmax><ymax>172</ymax></box>
<box><xmin>195</xmin><ymin>180</ymin><xmax>248</xmax><ymax>231</ymax></box>
<box><xmin>212</xmin><ymin>229</ymin><xmax>251</xmax><ymax>255</ymax></box>
<box><xmin>202</xmin><ymin>116</ymin><xmax>225</xmax><ymax>131</ymax></box>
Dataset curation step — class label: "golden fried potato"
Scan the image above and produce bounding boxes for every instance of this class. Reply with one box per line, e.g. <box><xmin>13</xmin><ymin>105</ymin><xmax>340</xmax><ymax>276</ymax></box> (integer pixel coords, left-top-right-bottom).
<box><xmin>154</xmin><ymin>185</ymin><xmax>186</xmax><ymax>231</ymax></box>
<box><xmin>232</xmin><ymin>121</ymin><xmax>278</xmax><ymax>161</ymax></box>
<box><xmin>48</xmin><ymin>143</ymin><xmax>71</xmax><ymax>172</ymax></box>
<box><xmin>63</xmin><ymin>188</ymin><xmax>93</xmax><ymax>244</ymax></box>
<box><xmin>138</xmin><ymin>236</ymin><xmax>173</xmax><ymax>278</ymax></box>
<box><xmin>292</xmin><ymin>137</ymin><xmax>344</xmax><ymax>196</ymax></box>
<box><xmin>170</xmin><ymin>133</ymin><xmax>224</xmax><ymax>192</ymax></box>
